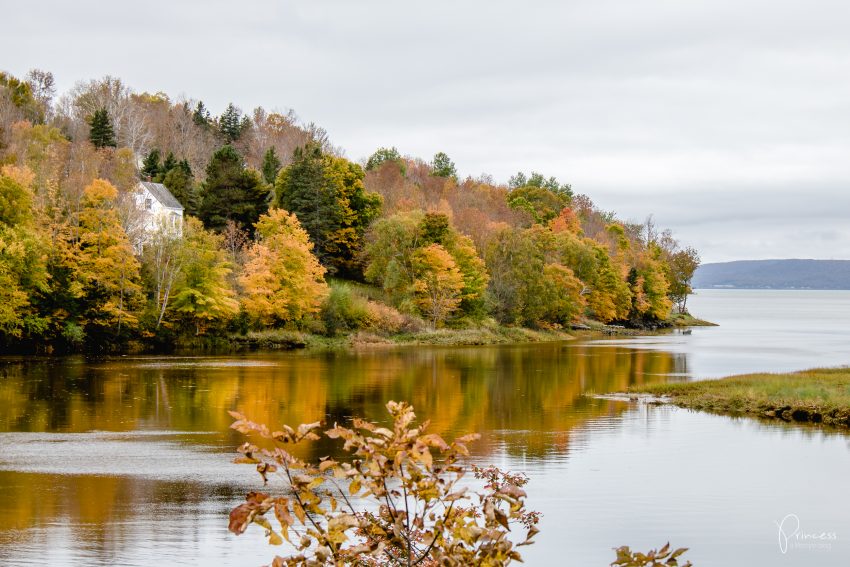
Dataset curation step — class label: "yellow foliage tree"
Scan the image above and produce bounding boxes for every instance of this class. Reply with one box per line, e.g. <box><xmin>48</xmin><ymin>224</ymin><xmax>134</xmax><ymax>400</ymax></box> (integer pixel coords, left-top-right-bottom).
<box><xmin>412</xmin><ymin>244</ymin><xmax>465</xmax><ymax>330</ymax></box>
<box><xmin>240</xmin><ymin>209</ymin><xmax>328</xmax><ymax>326</ymax></box>
<box><xmin>69</xmin><ymin>179</ymin><xmax>143</xmax><ymax>337</ymax></box>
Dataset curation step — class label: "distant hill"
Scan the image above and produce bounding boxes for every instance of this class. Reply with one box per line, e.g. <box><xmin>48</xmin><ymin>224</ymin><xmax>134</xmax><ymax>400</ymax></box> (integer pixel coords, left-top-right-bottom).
<box><xmin>693</xmin><ymin>260</ymin><xmax>850</xmax><ymax>290</ymax></box>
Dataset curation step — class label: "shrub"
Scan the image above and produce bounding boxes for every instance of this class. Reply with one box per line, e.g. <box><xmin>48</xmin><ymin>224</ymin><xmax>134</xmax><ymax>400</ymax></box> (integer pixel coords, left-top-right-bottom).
<box><xmin>321</xmin><ymin>282</ymin><xmax>372</xmax><ymax>335</ymax></box>
<box><xmin>228</xmin><ymin>401</ymin><xmax>540</xmax><ymax>566</ymax></box>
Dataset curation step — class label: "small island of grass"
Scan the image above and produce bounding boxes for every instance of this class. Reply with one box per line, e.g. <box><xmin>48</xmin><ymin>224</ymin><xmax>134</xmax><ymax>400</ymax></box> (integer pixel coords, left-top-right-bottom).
<box><xmin>629</xmin><ymin>368</ymin><xmax>850</xmax><ymax>428</ymax></box>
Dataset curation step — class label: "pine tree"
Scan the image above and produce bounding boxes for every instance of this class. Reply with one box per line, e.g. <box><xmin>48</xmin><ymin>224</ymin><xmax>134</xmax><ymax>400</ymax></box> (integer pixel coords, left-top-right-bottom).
<box><xmin>141</xmin><ymin>149</ymin><xmax>161</xmax><ymax>180</ymax></box>
<box><xmin>161</xmin><ymin>151</ymin><xmax>177</xmax><ymax>176</ymax></box>
<box><xmin>261</xmin><ymin>147</ymin><xmax>282</xmax><ymax>184</ymax></box>
<box><xmin>89</xmin><ymin>108</ymin><xmax>117</xmax><ymax>149</ymax></box>
<box><xmin>193</xmin><ymin>101</ymin><xmax>211</xmax><ymax>127</ymax></box>
<box><xmin>198</xmin><ymin>145</ymin><xmax>269</xmax><ymax>232</ymax></box>
<box><xmin>219</xmin><ymin>103</ymin><xmax>243</xmax><ymax>142</ymax></box>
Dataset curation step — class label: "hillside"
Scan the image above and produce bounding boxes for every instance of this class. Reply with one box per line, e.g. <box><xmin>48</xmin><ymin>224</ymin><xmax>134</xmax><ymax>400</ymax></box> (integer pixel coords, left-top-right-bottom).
<box><xmin>693</xmin><ymin>260</ymin><xmax>850</xmax><ymax>290</ymax></box>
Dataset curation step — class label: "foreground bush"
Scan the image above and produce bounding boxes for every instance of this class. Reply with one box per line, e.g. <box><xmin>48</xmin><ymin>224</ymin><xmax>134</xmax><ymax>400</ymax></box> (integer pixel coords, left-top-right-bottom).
<box><xmin>228</xmin><ymin>401</ymin><xmax>540</xmax><ymax>566</ymax></box>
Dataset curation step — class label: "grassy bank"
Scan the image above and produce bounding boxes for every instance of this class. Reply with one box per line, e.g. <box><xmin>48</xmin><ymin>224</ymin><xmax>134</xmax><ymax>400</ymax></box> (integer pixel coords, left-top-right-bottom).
<box><xmin>629</xmin><ymin>368</ymin><xmax>850</xmax><ymax>428</ymax></box>
<box><xmin>667</xmin><ymin>312</ymin><xmax>718</xmax><ymax>327</ymax></box>
<box><xmin>211</xmin><ymin>325</ymin><xmax>575</xmax><ymax>352</ymax></box>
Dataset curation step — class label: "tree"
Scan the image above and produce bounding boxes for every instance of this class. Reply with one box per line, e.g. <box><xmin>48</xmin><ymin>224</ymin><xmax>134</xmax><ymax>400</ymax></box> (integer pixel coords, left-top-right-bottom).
<box><xmin>0</xmin><ymin>167</ymin><xmax>49</xmax><ymax>340</ymax></box>
<box><xmin>68</xmin><ymin>179</ymin><xmax>143</xmax><ymax>344</ymax></box>
<box><xmin>162</xmin><ymin>164</ymin><xmax>195</xmax><ymax>212</ymax></box>
<box><xmin>276</xmin><ymin>143</ymin><xmax>382</xmax><ymax>275</ymax></box>
<box><xmin>261</xmin><ymin>146</ymin><xmax>282</xmax><ymax>185</ymax></box>
<box><xmin>412</xmin><ymin>244</ymin><xmax>465</xmax><ymax>330</ymax></box>
<box><xmin>365</xmin><ymin>146</ymin><xmax>403</xmax><ymax>171</ymax></box>
<box><xmin>431</xmin><ymin>151</ymin><xmax>457</xmax><ymax>179</ymax></box>
<box><xmin>240</xmin><ymin>209</ymin><xmax>329</xmax><ymax>326</ymax></box>
<box><xmin>227</xmin><ymin>401</ymin><xmax>540</xmax><ymax>566</ymax></box>
<box><xmin>667</xmin><ymin>247</ymin><xmax>700</xmax><ymax>314</ymax></box>
<box><xmin>198</xmin><ymin>145</ymin><xmax>270</xmax><ymax>232</ymax></box>
<box><xmin>219</xmin><ymin>102</ymin><xmax>245</xmax><ymax>142</ymax></box>
<box><xmin>169</xmin><ymin>218</ymin><xmax>239</xmax><ymax>333</ymax></box>
<box><xmin>192</xmin><ymin>101</ymin><xmax>211</xmax><ymax>127</ymax></box>
<box><xmin>88</xmin><ymin>108</ymin><xmax>117</xmax><ymax>148</ymax></box>
<box><xmin>140</xmin><ymin>148</ymin><xmax>161</xmax><ymax>180</ymax></box>
<box><xmin>507</xmin><ymin>186</ymin><xmax>569</xmax><ymax>225</ymax></box>
<box><xmin>364</xmin><ymin>212</ymin><xmax>488</xmax><ymax>322</ymax></box>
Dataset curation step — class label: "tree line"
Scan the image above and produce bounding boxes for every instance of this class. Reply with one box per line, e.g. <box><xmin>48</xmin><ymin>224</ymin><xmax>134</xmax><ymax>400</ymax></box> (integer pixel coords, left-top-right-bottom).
<box><xmin>0</xmin><ymin>70</ymin><xmax>699</xmax><ymax>352</ymax></box>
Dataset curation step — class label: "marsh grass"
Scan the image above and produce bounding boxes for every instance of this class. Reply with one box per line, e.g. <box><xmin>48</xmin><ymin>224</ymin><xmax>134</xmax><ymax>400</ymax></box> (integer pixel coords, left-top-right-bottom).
<box><xmin>631</xmin><ymin>368</ymin><xmax>850</xmax><ymax>428</ymax></box>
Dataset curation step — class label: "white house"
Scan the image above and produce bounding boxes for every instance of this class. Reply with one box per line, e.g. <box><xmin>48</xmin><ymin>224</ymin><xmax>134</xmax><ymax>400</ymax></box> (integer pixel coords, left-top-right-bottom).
<box><xmin>134</xmin><ymin>181</ymin><xmax>184</xmax><ymax>238</ymax></box>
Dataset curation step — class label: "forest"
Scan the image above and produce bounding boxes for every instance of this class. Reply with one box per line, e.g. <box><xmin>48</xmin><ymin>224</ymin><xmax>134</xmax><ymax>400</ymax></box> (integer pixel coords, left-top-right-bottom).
<box><xmin>0</xmin><ymin>69</ymin><xmax>700</xmax><ymax>353</ymax></box>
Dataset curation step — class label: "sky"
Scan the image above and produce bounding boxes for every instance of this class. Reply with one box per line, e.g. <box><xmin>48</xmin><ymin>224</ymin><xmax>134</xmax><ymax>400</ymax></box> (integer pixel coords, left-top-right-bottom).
<box><xmin>3</xmin><ymin>0</ymin><xmax>849</xmax><ymax>263</ymax></box>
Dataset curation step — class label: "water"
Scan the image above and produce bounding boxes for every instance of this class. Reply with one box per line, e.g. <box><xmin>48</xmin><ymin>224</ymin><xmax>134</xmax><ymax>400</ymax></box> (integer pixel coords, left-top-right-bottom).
<box><xmin>0</xmin><ymin>290</ymin><xmax>848</xmax><ymax>566</ymax></box>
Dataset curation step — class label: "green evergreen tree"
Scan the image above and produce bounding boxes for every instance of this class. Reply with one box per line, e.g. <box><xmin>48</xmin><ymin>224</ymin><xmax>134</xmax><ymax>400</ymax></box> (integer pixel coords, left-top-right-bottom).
<box><xmin>198</xmin><ymin>145</ymin><xmax>269</xmax><ymax>232</ymax></box>
<box><xmin>141</xmin><ymin>149</ymin><xmax>161</xmax><ymax>180</ymax></box>
<box><xmin>162</xmin><ymin>166</ymin><xmax>195</xmax><ymax>213</ymax></box>
<box><xmin>430</xmin><ymin>151</ymin><xmax>457</xmax><ymax>180</ymax></box>
<box><xmin>161</xmin><ymin>152</ymin><xmax>177</xmax><ymax>176</ymax></box>
<box><xmin>89</xmin><ymin>108</ymin><xmax>117</xmax><ymax>149</ymax></box>
<box><xmin>261</xmin><ymin>147</ymin><xmax>282</xmax><ymax>185</ymax></box>
<box><xmin>193</xmin><ymin>101</ymin><xmax>211</xmax><ymax>127</ymax></box>
<box><xmin>219</xmin><ymin>103</ymin><xmax>244</xmax><ymax>142</ymax></box>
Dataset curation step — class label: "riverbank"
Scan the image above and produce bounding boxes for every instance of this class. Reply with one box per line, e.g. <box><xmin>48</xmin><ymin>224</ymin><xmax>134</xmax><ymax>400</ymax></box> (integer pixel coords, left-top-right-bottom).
<box><xmin>627</xmin><ymin>367</ymin><xmax>850</xmax><ymax>428</ymax></box>
<box><xmin>206</xmin><ymin>325</ymin><xmax>577</xmax><ymax>352</ymax></box>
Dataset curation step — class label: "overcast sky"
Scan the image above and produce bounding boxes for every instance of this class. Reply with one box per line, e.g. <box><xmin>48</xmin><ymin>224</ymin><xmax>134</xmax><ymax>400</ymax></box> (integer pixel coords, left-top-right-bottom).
<box><xmin>3</xmin><ymin>0</ymin><xmax>849</xmax><ymax>262</ymax></box>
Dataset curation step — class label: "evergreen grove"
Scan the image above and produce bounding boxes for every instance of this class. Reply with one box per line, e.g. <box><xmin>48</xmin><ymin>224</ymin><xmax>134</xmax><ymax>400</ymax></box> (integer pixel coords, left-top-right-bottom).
<box><xmin>0</xmin><ymin>71</ymin><xmax>700</xmax><ymax>352</ymax></box>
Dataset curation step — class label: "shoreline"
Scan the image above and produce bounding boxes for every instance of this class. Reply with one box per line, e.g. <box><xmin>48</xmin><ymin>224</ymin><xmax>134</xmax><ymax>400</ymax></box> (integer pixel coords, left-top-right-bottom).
<box><xmin>618</xmin><ymin>367</ymin><xmax>850</xmax><ymax>429</ymax></box>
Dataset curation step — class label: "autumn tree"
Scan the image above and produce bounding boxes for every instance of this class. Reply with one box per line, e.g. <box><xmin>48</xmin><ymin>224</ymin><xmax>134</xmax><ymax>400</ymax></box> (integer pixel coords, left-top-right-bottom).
<box><xmin>364</xmin><ymin>212</ymin><xmax>489</xmax><ymax>322</ymax></box>
<box><xmin>88</xmin><ymin>108</ymin><xmax>117</xmax><ymax>148</ymax></box>
<box><xmin>67</xmin><ymin>179</ymin><xmax>143</xmax><ymax>346</ymax></box>
<box><xmin>0</xmin><ymin>167</ymin><xmax>50</xmax><ymax>341</ymax></box>
<box><xmin>240</xmin><ymin>209</ymin><xmax>329</xmax><ymax>326</ymax></box>
<box><xmin>412</xmin><ymin>244</ymin><xmax>465</xmax><ymax>330</ymax></box>
<box><xmin>275</xmin><ymin>143</ymin><xmax>382</xmax><ymax>275</ymax></box>
<box><xmin>169</xmin><ymin>217</ymin><xmax>239</xmax><ymax>334</ymax></box>
<box><xmin>198</xmin><ymin>145</ymin><xmax>269</xmax><ymax>232</ymax></box>
<box><xmin>484</xmin><ymin>225</ymin><xmax>586</xmax><ymax>326</ymax></box>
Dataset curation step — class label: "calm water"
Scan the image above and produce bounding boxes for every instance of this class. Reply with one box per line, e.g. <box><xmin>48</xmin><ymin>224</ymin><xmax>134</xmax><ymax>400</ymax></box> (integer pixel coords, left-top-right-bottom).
<box><xmin>0</xmin><ymin>290</ymin><xmax>848</xmax><ymax>566</ymax></box>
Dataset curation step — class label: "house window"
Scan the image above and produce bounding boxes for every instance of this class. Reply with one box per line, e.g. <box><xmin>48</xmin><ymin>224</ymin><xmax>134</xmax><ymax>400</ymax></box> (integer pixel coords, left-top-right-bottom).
<box><xmin>145</xmin><ymin>198</ymin><xmax>153</xmax><ymax>210</ymax></box>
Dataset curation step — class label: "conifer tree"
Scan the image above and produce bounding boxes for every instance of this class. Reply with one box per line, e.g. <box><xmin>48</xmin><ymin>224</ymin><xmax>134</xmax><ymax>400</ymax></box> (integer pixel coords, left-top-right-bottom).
<box><xmin>219</xmin><ymin>103</ymin><xmax>244</xmax><ymax>142</ymax></box>
<box><xmin>161</xmin><ymin>152</ymin><xmax>177</xmax><ymax>176</ymax></box>
<box><xmin>140</xmin><ymin>149</ymin><xmax>161</xmax><ymax>180</ymax></box>
<box><xmin>261</xmin><ymin>147</ymin><xmax>282</xmax><ymax>185</ymax></box>
<box><xmin>89</xmin><ymin>108</ymin><xmax>117</xmax><ymax>148</ymax></box>
<box><xmin>192</xmin><ymin>101</ymin><xmax>211</xmax><ymax>127</ymax></box>
<box><xmin>198</xmin><ymin>145</ymin><xmax>269</xmax><ymax>232</ymax></box>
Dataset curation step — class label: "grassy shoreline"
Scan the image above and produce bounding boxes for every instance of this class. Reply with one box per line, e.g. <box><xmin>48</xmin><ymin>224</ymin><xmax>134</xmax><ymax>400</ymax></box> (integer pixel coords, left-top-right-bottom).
<box><xmin>208</xmin><ymin>325</ymin><xmax>577</xmax><ymax>353</ymax></box>
<box><xmin>627</xmin><ymin>368</ymin><xmax>850</xmax><ymax>428</ymax></box>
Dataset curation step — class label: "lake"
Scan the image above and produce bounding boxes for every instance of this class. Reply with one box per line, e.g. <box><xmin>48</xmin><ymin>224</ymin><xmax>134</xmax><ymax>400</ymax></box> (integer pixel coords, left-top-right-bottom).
<box><xmin>0</xmin><ymin>290</ymin><xmax>848</xmax><ymax>566</ymax></box>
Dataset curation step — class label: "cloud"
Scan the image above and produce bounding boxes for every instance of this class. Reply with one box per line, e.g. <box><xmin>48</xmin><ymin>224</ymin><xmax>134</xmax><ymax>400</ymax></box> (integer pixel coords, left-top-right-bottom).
<box><xmin>3</xmin><ymin>0</ymin><xmax>848</xmax><ymax>261</ymax></box>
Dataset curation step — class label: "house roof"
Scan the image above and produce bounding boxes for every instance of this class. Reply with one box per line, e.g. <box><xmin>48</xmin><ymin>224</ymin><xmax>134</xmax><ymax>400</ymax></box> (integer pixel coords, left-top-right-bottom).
<box><xmin>140</xmin><ymin>181</ymin><xmax>184</xmax><ymax>210</ymax></box>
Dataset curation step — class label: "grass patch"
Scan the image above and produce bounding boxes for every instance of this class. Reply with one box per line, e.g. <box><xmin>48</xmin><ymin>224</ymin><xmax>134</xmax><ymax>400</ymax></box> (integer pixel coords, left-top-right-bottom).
<box><xmin>630</xmin><ymin>367</ymin><xmax>850</xmax><ymax>428</ymax></box>
<box><xmin>667</xmin><ymin>312</ymin><xmax>718</xmax><ymax>327</ymax></box>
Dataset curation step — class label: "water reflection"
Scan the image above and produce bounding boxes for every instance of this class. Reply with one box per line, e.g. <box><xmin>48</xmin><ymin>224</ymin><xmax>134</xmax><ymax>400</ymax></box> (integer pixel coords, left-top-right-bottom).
<box><xmin>0</xmin><ymin>343</ymin><xmax>684</xmax><ymax>560</ymax></box>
